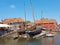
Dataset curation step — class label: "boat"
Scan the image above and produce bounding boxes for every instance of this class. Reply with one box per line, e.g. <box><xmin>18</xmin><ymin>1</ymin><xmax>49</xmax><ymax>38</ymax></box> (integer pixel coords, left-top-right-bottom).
<box><xmin>32</xmin><ymin>31</ymin><xmax>46</xmax><ymax>38</ymax></box>
<box><xmin>46</xmin><ymin>31</ymin><xmax>55</xmax><ymax>37</ymax></box>
<box><xmin>0</xmin><ymin>24</ymin><xmax>11</xmax><ymax>36</ymax></box>
<box><xmin>26</xmin><ymin>29</ymin><xmax>46</xmax><ymax>38</ymax></box>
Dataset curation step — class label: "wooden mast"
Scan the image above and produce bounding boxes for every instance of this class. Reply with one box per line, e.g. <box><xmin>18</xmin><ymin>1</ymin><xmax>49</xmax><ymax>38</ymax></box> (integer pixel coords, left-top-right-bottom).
<box><xmin>24</xmin><ymin>0</ymin><xmax>26</xmax><ymax>23</ymax></box>
<box><xmin>30</xmin><ymin>0</ymin><xmax>35</xmax><ymax>22</ymax></box>
<box><xmin>41</xmin><ymin>10</ymin><xmax>43</xmax><ymax>19</ymax></box>
<box><xmin>24</xmin><ymin>0</ymin><xmax>27</xmax><ymax>30</ymax></box>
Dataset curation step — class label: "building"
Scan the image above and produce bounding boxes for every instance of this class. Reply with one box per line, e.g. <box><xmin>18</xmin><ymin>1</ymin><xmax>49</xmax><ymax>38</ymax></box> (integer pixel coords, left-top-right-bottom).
<box><xmin>2</xmin><ymin>18</ymin><xmax>24</xmax><ymax>30</ymax></box>
<box><xmin>2</xmin><ymin>18</ymin><xmax>31</xmax><ymax>30</ymax></box>
<box><xmin>2</xmin><ymin>18</ymin><xmax>24</xmax><ymax>24</ymax></box>
<box><xmin>34</xmin><ymin>19</ymin><xmax>58</xmax><ymax>30</ymax></box>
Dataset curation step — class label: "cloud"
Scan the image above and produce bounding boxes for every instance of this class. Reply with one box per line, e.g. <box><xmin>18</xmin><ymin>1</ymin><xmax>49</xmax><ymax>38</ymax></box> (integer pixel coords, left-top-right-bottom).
<box><xmin>9</xmin><ymin>5</ymin><xmax>16</xmax><ymax>8</ymax></box>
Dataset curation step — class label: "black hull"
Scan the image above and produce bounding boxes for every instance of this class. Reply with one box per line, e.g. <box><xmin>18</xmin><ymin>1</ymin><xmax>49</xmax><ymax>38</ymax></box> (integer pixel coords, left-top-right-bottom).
<box><xmin>18</xmin><ymin>31</ymin><xmax>26</xmax><ymax>35</ymax></box>
<box><xmin>27</xmin><ymin>30</ymin><xmax>42</xmax><ymax>38</ymax></box>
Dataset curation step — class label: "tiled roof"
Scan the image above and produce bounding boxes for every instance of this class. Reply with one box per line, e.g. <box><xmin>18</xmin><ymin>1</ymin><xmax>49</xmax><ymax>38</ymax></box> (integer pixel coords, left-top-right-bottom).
<box><xmin>34</xmin><ymin>20</ymin><xmax>56</xmax><ymax>24</ymax></box>
<box><xmin>2</xmin><ymin>18</ymin><xmax>24</xmax><ymax>24</ymax></box>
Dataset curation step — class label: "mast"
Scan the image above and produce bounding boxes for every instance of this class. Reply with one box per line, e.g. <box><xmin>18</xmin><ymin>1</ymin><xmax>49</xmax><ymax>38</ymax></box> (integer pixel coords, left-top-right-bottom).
<box><xmin>24</xmin><ymin>0</ymin><xmax>26</xmax><ymax>23</ymax></box>
<box><xmin>30</xmin><ymin>0</ymin><xmax>35</xmax><ymax>22</ymax></box>
<box><xmin>24</xmin><ymin>0</ymin><xmax>27</xmax><ymax>30</ymax></box>
<box><xmin>41</xmin><ymin>10</ymin><xmax>43</xmax><ymax>19</ymax></box>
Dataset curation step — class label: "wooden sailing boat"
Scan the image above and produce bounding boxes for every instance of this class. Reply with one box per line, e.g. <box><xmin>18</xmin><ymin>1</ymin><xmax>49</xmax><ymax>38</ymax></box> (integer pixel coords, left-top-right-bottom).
<box><xmin>26</xmin><ymin>0</ymin><xmax>46</xmax><ymax>38</ymax></box>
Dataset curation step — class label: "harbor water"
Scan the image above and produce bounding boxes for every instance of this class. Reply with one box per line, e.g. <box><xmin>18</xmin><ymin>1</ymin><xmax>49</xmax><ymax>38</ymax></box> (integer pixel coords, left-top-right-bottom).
<box><xmin>0</xmin><ymin>32</ymin><xmax>60</xmax><ymax>45</ymax></box>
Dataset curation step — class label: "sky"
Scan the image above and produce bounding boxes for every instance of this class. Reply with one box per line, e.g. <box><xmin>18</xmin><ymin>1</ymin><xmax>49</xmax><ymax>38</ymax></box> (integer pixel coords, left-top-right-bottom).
<box><xmin>0</xmin><ymin>0</ymin><xmax>60</xmax><ymax>24</ymax></box>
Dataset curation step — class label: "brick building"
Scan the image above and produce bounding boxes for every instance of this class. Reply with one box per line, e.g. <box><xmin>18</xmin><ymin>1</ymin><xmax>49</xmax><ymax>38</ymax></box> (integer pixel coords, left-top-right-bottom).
<box><xmin>34</xmin><ymin>19</ymin><xmax>58</xmax><ymax>30</ymax></box>
<box><xmin>2</xmin><ymin>18</ymin><xmax>24</xmax><ymax>24</ymax></box>
<box><xmin>2</xmin><ymin>18</ymin><xmax>31</xmax><ymax>30</ymax></box>
<box><xmin>2</xmin><ymin>18</ymin><xmax>24</xmax><ymax>30</ymax></box>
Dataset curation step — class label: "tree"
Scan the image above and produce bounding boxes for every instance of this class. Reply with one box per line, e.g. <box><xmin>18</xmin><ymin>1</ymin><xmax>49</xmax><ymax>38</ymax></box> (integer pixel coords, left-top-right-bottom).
<box><xmin>58</xmin><ymin>24</ymin><xmax>60</xmax><ymax>29</ymax></box>
<box><xmin>41</xmin><ymin>17</ymin><xmax>48</xmax><ymax>20</ymax></box>
<box><xmin>26</xmin><ymin>20</ymin><xmax>31</xmax><ymax>23</ymax></box>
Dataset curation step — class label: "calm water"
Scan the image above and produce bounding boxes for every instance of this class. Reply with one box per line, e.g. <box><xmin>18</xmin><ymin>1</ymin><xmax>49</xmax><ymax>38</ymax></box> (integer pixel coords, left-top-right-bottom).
<box><xmin>0</xmin><ymin>33</ymin><xmax>60</xmax><ymax>45</ymax></box>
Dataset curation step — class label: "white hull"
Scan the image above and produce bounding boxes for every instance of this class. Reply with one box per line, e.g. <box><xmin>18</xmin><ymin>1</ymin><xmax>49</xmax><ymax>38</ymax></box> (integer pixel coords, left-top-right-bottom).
<box><xmin>46</xmin><ymin>33</ymin><xmax>54</xmax><ymax>37</ymax></box>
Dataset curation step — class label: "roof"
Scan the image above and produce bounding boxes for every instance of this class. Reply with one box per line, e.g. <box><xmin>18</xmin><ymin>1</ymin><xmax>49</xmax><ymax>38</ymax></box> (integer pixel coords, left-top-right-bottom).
<box><xmin>34</xmin><ymin>20</ymin><xmax>56</xmax><ymax>24</ymax></box>
<box><xmin>2</xmin><ymin>18</ymin><xmax>24</xmax><ymax>24</ymax></box>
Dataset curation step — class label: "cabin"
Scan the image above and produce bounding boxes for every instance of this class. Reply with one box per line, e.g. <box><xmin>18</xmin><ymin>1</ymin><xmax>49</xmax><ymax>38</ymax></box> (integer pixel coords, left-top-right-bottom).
<box><xmin>34</xmin><ymin>19</ymin><xmax>58</xmax><ymax>31</ymax></box>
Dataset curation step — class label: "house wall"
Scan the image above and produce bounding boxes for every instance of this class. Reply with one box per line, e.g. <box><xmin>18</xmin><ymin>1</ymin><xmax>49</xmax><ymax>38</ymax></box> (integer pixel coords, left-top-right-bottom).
<box><xmin>34</xmin><ymin>20</ymin><xmax>58</xmax><ymax>30</ymax></box>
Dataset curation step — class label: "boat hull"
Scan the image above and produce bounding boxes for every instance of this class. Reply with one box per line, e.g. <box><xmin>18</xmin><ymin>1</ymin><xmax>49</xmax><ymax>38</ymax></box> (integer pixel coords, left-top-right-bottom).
<box><xmin>46</xmin><ymin>33</ymin><xmax>54</xmax><ymax>37</ymax></box>
<box><xmin>27</xmin><ymin>30</ymin><xmax>46</xmax><ymax>38</ymax></box>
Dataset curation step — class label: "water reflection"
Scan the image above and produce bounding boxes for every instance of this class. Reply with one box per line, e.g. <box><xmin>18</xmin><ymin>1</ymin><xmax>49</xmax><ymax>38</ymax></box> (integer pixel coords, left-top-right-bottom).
<box><xmin>27</xmin><ymin>38</ymin><xmax>42</xmax><ymax>45</ymax></box>
<box><xmin>55</xmin><ymin>33</ymin><xmax>60</xmax><ymax>45</ymax></box>
<box><xmin>0</xmin><ymin>33</ymin><xmax>60</xmax><ymax>45</ymax></box>
<box><xmin>17</xmin><ymin>38</ymin><xmax>42</xmax><ymax>45</ymax></box>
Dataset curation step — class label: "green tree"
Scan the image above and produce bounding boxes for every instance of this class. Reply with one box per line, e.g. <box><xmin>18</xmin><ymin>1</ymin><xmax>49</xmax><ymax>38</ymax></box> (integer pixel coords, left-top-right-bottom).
<box><xmin>41</xmin><ymin>17</ymin><xmax>48</xmax><ymax>20</ymax></box>
<box><xmin>58</xmin><ymin>24</ymin><xmax>60</xmax><ymax>28</ymax></box>
<box><xmin>26</xmin><ymin>20</ymin><xmax>31</xmax><ymax>23</ymax></box>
